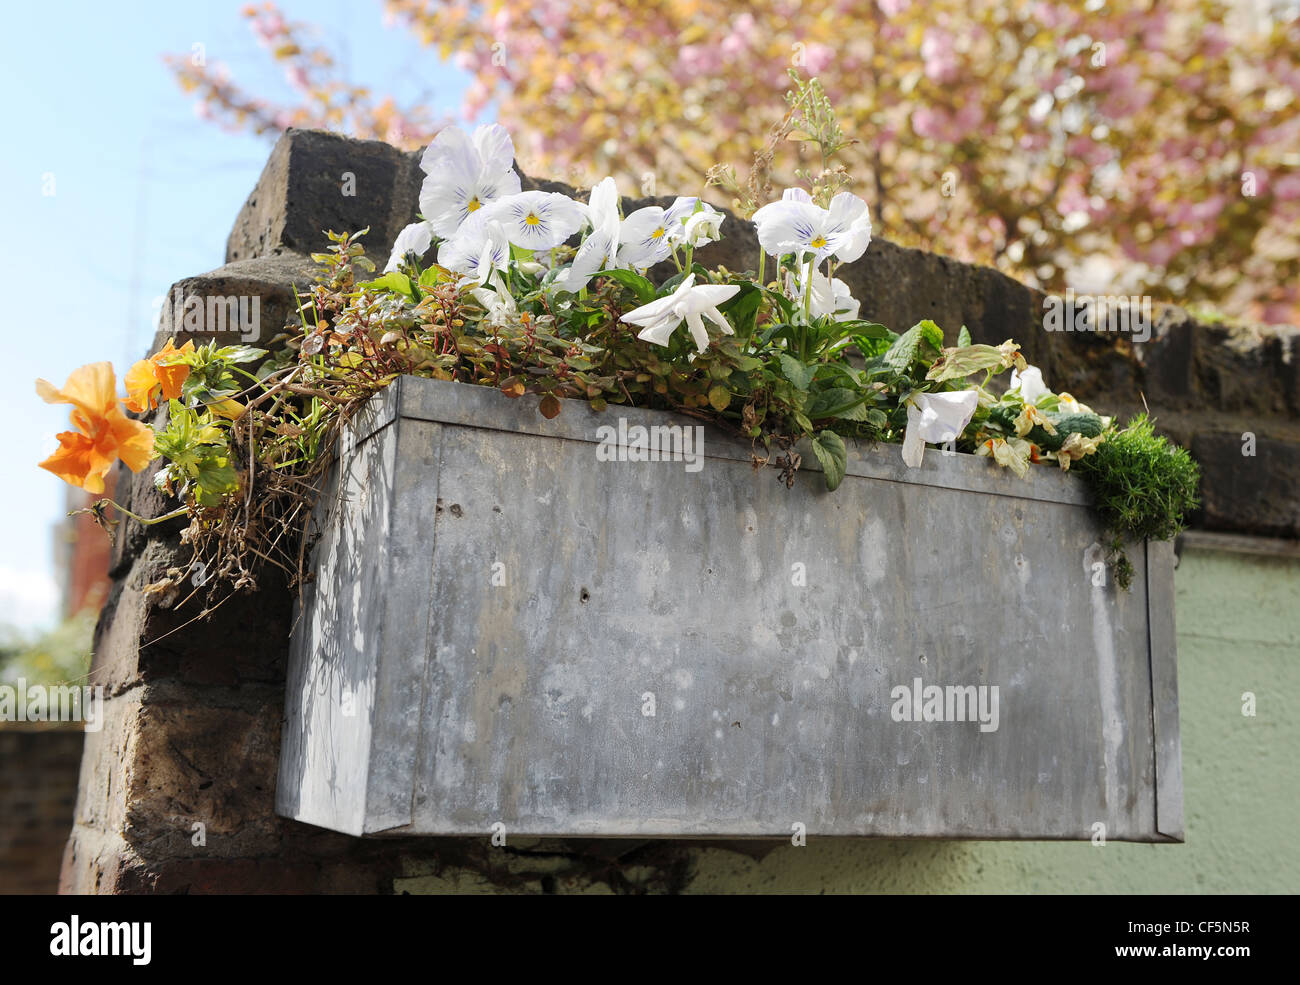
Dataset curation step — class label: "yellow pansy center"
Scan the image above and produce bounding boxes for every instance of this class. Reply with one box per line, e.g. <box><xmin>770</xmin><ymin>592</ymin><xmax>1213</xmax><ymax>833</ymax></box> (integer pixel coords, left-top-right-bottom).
<box><xmin>467</xmin><ymin>197</ymin><xmax>482</xmax><ymax>213</ymax></box>
<box><xmin>810</xmin><ymin>235</ymin><xmax>827</xmax><ymax>249</ymax></box>
<box><xmin>525</xmin><ymin>212</ymin><xmax>542</xmax><ymax>226</ymax></box>
<box><xmin>651</xmin><ymin>227</ymin><xmax>666</xmax><ymax>240</ymax></box>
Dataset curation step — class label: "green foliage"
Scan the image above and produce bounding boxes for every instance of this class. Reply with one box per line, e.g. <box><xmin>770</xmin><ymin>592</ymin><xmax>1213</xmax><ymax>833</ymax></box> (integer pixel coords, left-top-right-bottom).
<box><xmin>154</xmin><ymin>400</ymin><xmax>239</xmax><ymax>506</ymax></box>
<box><xmin>1077</xmin><ymin>415</ymin><xmax>1201</xmax><ymax>542</ymax></box>
<box><xmin>0</xmin><ymin>610</ymin><xmax>95</xmax><ymax>687</ymax></box>
<box><xmin>1028</xmin><ymin>411</ymin><xmax>1105</xmax><ymax>452</ymax></box>
<box><xmin>118</xmin><ymin>228</ymin><xmax>1202</xmax><ymax>607</ymax></box>
<box><xmin>777</xmin><ymin>352</ymin><xmax>815</xmax><ymax>390</ymax></box>
<box><xmin>810</xmin><ymin>431</ymin><xmax>848</xmax><ymax>491</ymax></box>
<box><xmin>785</xmin><ymin>70</ymin><xmax>855</xmax><ymax>206</ymax></box>
<box><xmin>882</xmin><ymin>319</ymin><xmax>943</xmax><ymax>375</ymax></box>
<box><xmin>599</xmin><ymin>268</ymin><xmax>657</xmax><ymax>304</ymax></box>
<box><xmin>1047</xmin><ymin>412</ymin><xmax>1105</xmax><ymax>440</ymax></box>
<box><xmin>926</xmin><ymin>342</ymin><xmax>1015</xmax><ymax>383</ymax></box>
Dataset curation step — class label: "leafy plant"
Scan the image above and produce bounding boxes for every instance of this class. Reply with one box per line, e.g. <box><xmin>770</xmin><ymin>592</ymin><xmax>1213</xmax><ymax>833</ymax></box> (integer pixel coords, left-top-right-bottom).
<box><xmin>37</xmin><ymin>95</ymin><xmax>1201</xmax><ymax>608</ymax></box>
<box><xmin>1077</xmin><ymin>414</ymin><xmax>1202</xmax><ymax>544</ymax></box>
<box><xmin>0</xmin><ymin>610</ymin><xmax>95</xmax><ymax>687</ymax></box>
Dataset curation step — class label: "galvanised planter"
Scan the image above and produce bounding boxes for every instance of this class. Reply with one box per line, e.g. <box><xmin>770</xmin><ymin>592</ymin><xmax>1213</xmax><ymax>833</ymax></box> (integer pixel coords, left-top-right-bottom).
<box><xmin>275</xmin><ymin>375</ymin><xmax>1183</xmax><ymax>842</ymax></box>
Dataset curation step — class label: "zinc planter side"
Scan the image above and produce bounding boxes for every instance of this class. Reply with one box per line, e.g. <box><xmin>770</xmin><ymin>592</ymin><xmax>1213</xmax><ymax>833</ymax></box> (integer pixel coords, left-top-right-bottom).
<box><xmin>275</xmin><ymin>376</ymin><xmax>1183</xmax><ymax>842</ymax></box>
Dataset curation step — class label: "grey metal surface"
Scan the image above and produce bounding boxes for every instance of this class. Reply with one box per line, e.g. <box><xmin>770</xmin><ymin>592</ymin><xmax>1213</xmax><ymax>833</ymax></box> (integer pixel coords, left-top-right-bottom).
<box><xmin>1146</xmin><ymin>539</ymin><xmax>1184</xmax><ymax>841</ymax></box>
<box><xmin>277</xmin><ymin>376</ymin><xmax>1183</xmax><ymax>840</ymax></box>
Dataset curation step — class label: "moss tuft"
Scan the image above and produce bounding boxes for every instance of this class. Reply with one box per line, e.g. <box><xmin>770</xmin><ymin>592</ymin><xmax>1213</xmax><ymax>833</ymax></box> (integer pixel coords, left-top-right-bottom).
<box><xmin>1078</xmin><ymin>414</ymin><xmax>1201</xmax><ymax>543</ymax></box>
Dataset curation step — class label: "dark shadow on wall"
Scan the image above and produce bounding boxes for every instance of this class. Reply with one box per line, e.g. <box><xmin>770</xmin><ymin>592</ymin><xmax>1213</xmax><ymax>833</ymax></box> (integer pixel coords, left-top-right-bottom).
<box><xmin>381</xmin><ymin>835</ymin><xmax>969</xmax><ymax>894</ymax></box>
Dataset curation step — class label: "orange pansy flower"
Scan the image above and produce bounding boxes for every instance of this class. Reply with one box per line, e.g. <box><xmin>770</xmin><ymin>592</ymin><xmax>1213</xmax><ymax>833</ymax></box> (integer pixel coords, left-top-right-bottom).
<box><xmin>123</xmin><ymin>338</ymin><xmax>194</xmax><ymax>414</ymax></box>
<box><xmin>37</xmin><ymin>362</ymin><xmax>156</xmax><ymax>494</ymax></box>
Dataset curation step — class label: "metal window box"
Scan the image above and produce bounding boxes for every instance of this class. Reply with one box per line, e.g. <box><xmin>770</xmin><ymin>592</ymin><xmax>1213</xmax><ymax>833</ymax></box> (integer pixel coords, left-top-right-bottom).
<box><xmin>276</xmin><ymin>376</ymin><xmax>1183</xmax><ymax>842</ymax></box>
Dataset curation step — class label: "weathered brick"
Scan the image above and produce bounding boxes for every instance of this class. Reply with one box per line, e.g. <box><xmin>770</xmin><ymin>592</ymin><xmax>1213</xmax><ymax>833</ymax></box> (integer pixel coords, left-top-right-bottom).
<box><xmin>1192</xmin><ymin>430</ymin><xmax>1300</xmax><ymax>538</ymax></box>
<box><xmin>60</xmin><ymin>127</ymin><xmax>1300</xmax><ymax>897</ymax></box>
<box><xmin>153</xmin><ymin>253</ymin><xmax>321</xmax><ymax>353</ymax></box>
<box><xmin>226</xmin><ymin>129</ymin><xmax>421</xmax><ymax>264</ymax></box>
<box><xmin>0</xmin><ymin>724</ymin><xmax>83</xmax><ymax>893</ymax></box>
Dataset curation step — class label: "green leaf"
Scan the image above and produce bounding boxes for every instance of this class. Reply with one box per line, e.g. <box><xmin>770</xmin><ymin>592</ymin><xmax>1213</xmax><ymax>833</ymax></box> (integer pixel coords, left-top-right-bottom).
<box><xmin>213</xmin><ymin>344</ymin><xmax>267</xmax><ymax>365</ymax></box>
<box><xmin>957</xmin><ymin>325</ymin><xmax>972</xmax><ymax>347</ymax></box>
<box><xmin>154</xmin><ymin>400</ymin><xmax>227</xmax><ymax>473</ymax></box>
<box><xmin>815</xmin><ymin>361</ymin><xmax>862</xmax><ymax>388</ymax></box>
<box><xmin>721</xmin><ymin>283</ymin><xmax>763</xmax><ymax>337</ymax></box>
<box><xmin>359</xmin><ymin>271</ymin><xmax>416</xmax><ymax>297</ymax></box>
<box><xmin>925</xmin><ymin>343</ymin><xmax>1014</xmax><ymax>382</ymax></box>
<box><xmin>1032</xmin><ymin>411</ymin><xmax>1106</xmax><ymax>452</ymax></box>
<box><xmin>882</xmin><ymin>320</ymin><xmax>945</xmax><ymax>373</ymax></box>
<box><xmin>418</xmin><ymin>265</ymin><xmax>451</xmax><ymax>288</ymax></box>
<box><xmin>917</xmin><ymin>319</ymin><xmax>945</xmax><ymax>350</ymax></box>
<box><xmin>762</xmin><ymin>287</ymin><xmax>795</xmax><ymax>322</ymax></box>
<box><xmin>755</xmin><ymin>320</ymin><xmax>796</xmax><ymax>348</ymax></box>
<box><xmin>193</xmin><ymin>451</ymin><xmax>238</xmax><ymax>506</ymax></box>
<box><xmin>987</xmin><ymin>405</ymin><xmax>1018</xmax><ymax>433</ymax></box>
<box><xmin>707</xmin><ymin>384</ymin><xmax>732</xmax><ymax>411</ymax></box>
<box><xmin>810</xmin><ymin>431</ymin><xmax>848</xmax><ymax>492</ymax></box>
<box><xmin>834</xmin><ymin>319</ymin><xmax>892</xmax><ymax>340</ymax></box>
<box><xmin>805</xmin><ymin>387</ymin><xmax>859</xmax><ymax>419</ymax></box>
<box><xmin>834</xmin><ymin>400</ymin><xmax>871</xmax><ymax>422</ymax></box>
<box><xmin>882</xmin><ymin>324</ymin><xmax>923</xmax><ymax>374</ymax></box>
<box><xmin>853</xmin><ymin>334</ymin><xmax>894</xmax><ymax>360</ymax></box>
<box><xmin>777</xmin><ymin>352</ymin><xmax>815</xmax><ymax>391</ymax></box>
<box><xmin>599</xmin><ymin>268</ymin><xmax>657</xmax><ymax>304</ymax></box>
<box><xmin>656</xmin><ymin>270</ymin><xmax>691</xmax><ymax>295</ymax></box>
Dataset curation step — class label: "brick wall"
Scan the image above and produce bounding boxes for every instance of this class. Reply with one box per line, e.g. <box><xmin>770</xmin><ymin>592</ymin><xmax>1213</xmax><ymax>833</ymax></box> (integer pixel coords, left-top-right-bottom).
<box><xmin>1</xmin><ymin>723</ymin><xmax>84</xmax><ymax>894</ymax></box>
<box><xmin>58</xmin><ymin>129</ymin><xmax>1300</xmax><ymax>894</ymax></box>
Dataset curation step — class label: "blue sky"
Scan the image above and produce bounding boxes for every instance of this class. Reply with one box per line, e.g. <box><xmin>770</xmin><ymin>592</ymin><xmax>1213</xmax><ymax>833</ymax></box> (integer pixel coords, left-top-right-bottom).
<box><xmin>0</xmin><ymin>1</ymin><xmax>470</xmax><ymax>631</ymax></box>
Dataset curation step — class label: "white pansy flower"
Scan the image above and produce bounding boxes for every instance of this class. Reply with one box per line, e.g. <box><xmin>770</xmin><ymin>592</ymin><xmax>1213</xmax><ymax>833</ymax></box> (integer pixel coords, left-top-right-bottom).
<box><xmin>383</xmin><ymin>221</ymin><xmax>433</xmax><ymax>273</ymax></box>
<box><xmin>836</xmin><ymin>192</ymin><xmax>873</xmax><ymax>262</ymax></box>
<box><xmin>616</xmin><ymin>197</ymin><xmax>710</xmax><ymax>267</ymax></box>
<box><xmin>554</xmin><ymin>177</ymin><xmax>622</xmax><ymax>293</ymax></box>
<box><xmin>618</xmin><ymin>206</ymin><xmax>675</xmax><ymax>268</ymax></box>
<box><xmin>656</xmin><ymin>197</ymin><xmax>707</xmax><ymax>244</ymax></box>
<box><xmin>481</xmin><ymin>190</ymin><xmax>585</xmax><ymax>251</ymax></box>
<box><xmin>436</xmin><ymin>211</ymin><xmax>510</xmax><ymax>285</ymax></box>
<box><xmin>752</xmin><ymin>188</ymin><xmax>872</xmax><ymax>263</ymax></box>
<box><xmin>419</xmin><ymin>124</ymin><xmax>522</xmax><ymax>238</ymax></box>
<box><xmin>1010</xmin><ymin>365</ymin><xmax>1049</xmax><ymax>405</ymax></box>
<box><xmin>471</xmin><ymin>273</ymin><xmax>518</xmax><ymax>328</ymax></box>
<box><xmin>620</xmin><ymin>273</ymin><xmax>740</xmax><ymax>353</ymax></box>
<box><xmin>680</xmin><ymin>205</ymin><xmax>725</xmax><ymax>248</ymax></box>
<box><xmin>901</xmin><ymin>390</ymin><xmax>980</xmax><ymax>469</ymax></box>
<box><xmin>785</xmin><ymin>266</ymin><xmax>861</xmax><ymax>320</ymax></box>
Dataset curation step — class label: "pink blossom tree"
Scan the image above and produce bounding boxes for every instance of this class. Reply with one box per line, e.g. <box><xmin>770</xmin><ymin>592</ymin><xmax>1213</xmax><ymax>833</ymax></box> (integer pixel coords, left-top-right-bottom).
<box><xmin>169</xmin><ymin>0</ymin><xmax>1300</xmax><ymax>323</ymax></box>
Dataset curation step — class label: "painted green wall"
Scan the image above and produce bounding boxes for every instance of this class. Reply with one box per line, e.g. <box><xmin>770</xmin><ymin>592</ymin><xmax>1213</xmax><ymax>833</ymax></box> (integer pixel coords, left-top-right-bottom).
<box><xmin>397</xmin><ymin>547</ymin><xmax>1299</xmax><ymax>894</ymax></box>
